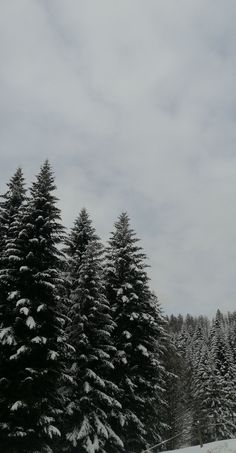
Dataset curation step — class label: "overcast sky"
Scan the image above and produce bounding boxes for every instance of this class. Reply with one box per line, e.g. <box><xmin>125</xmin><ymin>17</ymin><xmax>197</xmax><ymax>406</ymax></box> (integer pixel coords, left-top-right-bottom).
<box><xmin>1</xmin><ymin>0</ymin><xmax>236</xmax><ymax>316</ymax></box>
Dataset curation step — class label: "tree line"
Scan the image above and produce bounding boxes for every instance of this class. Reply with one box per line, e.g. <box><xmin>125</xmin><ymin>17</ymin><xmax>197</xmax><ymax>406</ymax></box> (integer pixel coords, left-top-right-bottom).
<box><xmin>166</xmin><ymin>310</ymin><xmax>236</xmax><ymax>449</ymax></box>
<box><xmin>0</xmin><ymin>162</ymin><xmax>169</xmax><ymax>453</ymax></box>
<box><xmin>0</xmin><ymin>161</ymin><xmax>234</xmax><ymax>453</ymax></box>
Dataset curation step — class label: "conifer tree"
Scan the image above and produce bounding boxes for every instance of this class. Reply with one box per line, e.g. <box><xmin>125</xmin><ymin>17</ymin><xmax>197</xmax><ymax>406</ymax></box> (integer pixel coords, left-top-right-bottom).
<box><xmin>65</xmin><ymin>208</ymin><xmax>98</xmax><ymax>282</ymax></box>
<box><xmin>0</xmin><ymin>168</ymin><xmax>26</xmax><ymax>261</ymax></box>
<box><xmin>192</xmin><ymin>343</ymin><xmax>213</xmax><ymax>444</ymax></box>
<box><xmin>191</xmin><ymin>310</ymin><xmax>236</xmax><ymax>444</ymax></box>
<box><xmin>0</xmin><ymin>161</ymin><xmax>67</xmax><ymax>453</ymax></box>
<box><xmin>105</xmin><ymin>213</ymin><xmax>167</xmax><ymax>452</ymax></box>
<box><xmin>207</xmin><ymin>310</ymin><xmax>236</xmax><ymax>440</ymax></box>
<box><xmin>65</xmin><ymin>210</ymin><xmax>124</xmax><ymax>453</ymax></box>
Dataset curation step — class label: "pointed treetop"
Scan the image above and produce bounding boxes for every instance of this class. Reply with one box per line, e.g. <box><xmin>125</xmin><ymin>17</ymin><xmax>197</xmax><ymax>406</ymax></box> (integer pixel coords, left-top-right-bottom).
<box><xmin>3</xmin><ymin>167</ymin><xmax>26</xmax><ymax>206</ymax></box>
<box><xmin>66</xmin><ymin>208</ymin><xmax>99</xmax><ymax>260</ymax></box>
<box><xmin>31</xmin><ymin>160</ymin><xmax>57</xmax><ymax>197</ymax></box>
<box><xmin>108</xmin><ymin>212</ymin><xmax>145</xmax><ymax>267</ymax></box>
<box><xmin>1</xmin><ymin>167</ymin><xmax>25</xmax><ymax>212</ymax></box>
<box><xmin>114</xmin><ymin>212</ymin><xmax>130</xmax><ymax>231</ymax></box>
<box><xmin>7</xmin><ymin>167</ymin><xmax>24</xmax><ymax>188</ymax></box>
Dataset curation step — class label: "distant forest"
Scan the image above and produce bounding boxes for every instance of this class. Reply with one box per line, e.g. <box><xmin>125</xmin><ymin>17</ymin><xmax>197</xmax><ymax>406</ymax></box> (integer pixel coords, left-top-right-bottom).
<box><xmin>0</xmin><ymin>161</ymin><xmax>235</xmax><ymax>453</ymax></box>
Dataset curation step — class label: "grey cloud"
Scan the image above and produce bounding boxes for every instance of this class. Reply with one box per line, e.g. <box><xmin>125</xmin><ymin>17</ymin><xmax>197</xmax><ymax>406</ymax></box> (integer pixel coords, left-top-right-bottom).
<box><xmin>1</xmin><ymin>0</ymin><xmax>236</xmax><ymax>316</ymax></box>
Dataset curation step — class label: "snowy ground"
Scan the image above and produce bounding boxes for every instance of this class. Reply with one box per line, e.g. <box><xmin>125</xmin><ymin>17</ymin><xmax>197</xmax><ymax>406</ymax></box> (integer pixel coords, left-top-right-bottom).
<box><xmin>166</xmin><ymin>439</ymin><xmax>236</xmax><ymax>453</ymax></box>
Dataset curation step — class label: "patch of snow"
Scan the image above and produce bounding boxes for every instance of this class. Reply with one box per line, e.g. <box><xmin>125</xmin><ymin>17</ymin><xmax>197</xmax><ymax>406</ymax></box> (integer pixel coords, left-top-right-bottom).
<box><xmin>37</xmin><ymin>304</ymin><xmax>46</xmax><ymax>312</ymax></box>
<box><xmin>123</xmin><ymin>330</ymin><xmax>132</xmax><ymax>339</ymax></box>
<box><xmin>7</xmin><ymin>291</ymin><xmax>19</xmax><ymax>301</ymax></box>
<box><xmin>20</xmin><ymin>266</ymin><xmax>29</xmax><ymax>272</ymax></box>
<box><xmin>10</xmin><ymin>345</ymin><xmax>28</xmax><ymax>360</ymax></box>
<box><xmin>48</xmin><ymin>350</ymin><xmax>58</xmax><ymax>360</ymax></box>
<box><xmin>26</xmin><ymin>316</ymin><xmax>36</xmax><ymax>329</ymax></box>
<box><xmin>137</xmin><ymin>344</ymin><xmax>149</xmax><ymax>357</ymax></box>
<box><xmin>165</xmin><ymin>439</ymin><xmax>236</xmax><ymax>453</ymax></box>
<box><xmin>84</xmin><ymin>381</ymin><xmax>91</xmax><ymax>394</ymax></box>
<box><xmin>10</xmin><ymin>400</ymin><xmax>26</xmax><ymax>411</ymax></box>
<box><xmin>45</xmin><ymin>425</ymin><xmax>61</xmax><ymax>439</ymax></box>
<box><xmin>0</xmin><ymin>327</ymin><xmax>17</xmax><ymax>345</ymax></box>
<box><xmin>16</xmin><ymin>298</ymin><xmax>30</xmax><ymax>307</ymax></box>
<box><xmin>31</xmin><ymin>336</ymin><xmax>47</xmax><ymax>344</ymax></box>
<box><xmin>20</xmin><ymin>307</ymin><xmax>29</xmax><ymax>316</ymax></box>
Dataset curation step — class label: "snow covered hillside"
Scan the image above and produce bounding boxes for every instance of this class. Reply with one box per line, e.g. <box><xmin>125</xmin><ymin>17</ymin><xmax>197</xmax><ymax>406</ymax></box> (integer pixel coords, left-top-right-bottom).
<box><xmin>166</xmin><ymin>439</ymin><xmax>236</xmax><ymax>453</ymax></box>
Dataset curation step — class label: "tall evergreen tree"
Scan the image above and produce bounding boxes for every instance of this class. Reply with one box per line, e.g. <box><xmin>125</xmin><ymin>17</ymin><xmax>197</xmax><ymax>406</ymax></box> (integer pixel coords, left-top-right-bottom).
<box><xmin>0</xmin><ymin>168</ymin><xmax>26</xmax><ymax>261</ymax></box>
<box><xmin>190</xmin><ymin>310</ymin><xmax>236</xmax><ymax>445</ymax></box>
<box><xmin>105</xmin><ymin>213</ymin><xmax>167</xmax><ymax>452</ymax></box>
<box><xmin>207</xmin><ymin>310</ymin><xmax>236</xmax><ymax>440</ymax></box>
<box><xmin>65</xmin><ymin>211</ymin><xmax>123</xmax><ymax>453</ymax></box>
<box><xmin>65</xmin><ymin>208</ymin><xmax>98</xmax><ymax>287</ymax></box>
<box><xmin>0</xmin><ymin>161</ymin><xmax>67</xmax><ymax>453</ymax></box>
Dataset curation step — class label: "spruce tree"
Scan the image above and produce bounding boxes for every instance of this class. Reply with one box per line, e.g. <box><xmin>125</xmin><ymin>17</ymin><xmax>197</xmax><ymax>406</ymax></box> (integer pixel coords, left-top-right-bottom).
<box><xmin>192</xmin><ymin>343</ymin><xmax>213</xmax><ymax>444</ymax></box>
<box><xmin>0</xmin><ymin>168</ymin><xmax>26</xmax><ymax>261</ymax></box>
<box><xmin>190</xmin><ymin>324</ymin><xmax>209</xmax><ymax>445</ymax></box>
<box><xmin>65</xmin><ymin>208</ymin><xmax>98</xmax><ymax>283</ymax></box>
<box><xmin>0</xmin><ymin>168</ymin><xmax>27</xmax><ymax>451</ymax></box>
<box><xmin>105</xmin><ymin>213</ymin><xmax>167</xmax><ymax>452</ymax></box>
<box><xmin>0</xmin><ymin>161</ymin><xmax>67</xmax><ymax>453</ymax></box>
<box><xmin>207</xmin><ymin>310</ymin><xmax>236</xmax><ymax>440</ymax></box>
<box><xmin>191</xmin><ymin>310</ymin><xmax>236</xmax><ymax>444</ymax></box>
<box><xmin>65</xmin><ymin>211</ymin><xmax>123</xmax><ymax>453</ymax></box>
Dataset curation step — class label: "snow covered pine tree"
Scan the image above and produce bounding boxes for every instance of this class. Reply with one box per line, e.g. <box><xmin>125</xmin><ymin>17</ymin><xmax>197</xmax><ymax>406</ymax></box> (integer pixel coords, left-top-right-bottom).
<box><xmin>0</xmin><ymin>161</ymin><xmax>68</xmax><ymax>453</ymax></box>
<box><xmin>105</xmin><ymin>213</ymin><xmax>167</xmax><ymax>453</ymax></box>
<box><xmin>207</xmin><ymin>310</ymin><xmax>236</xmax><ymax>441</ymax></box>
<box><xmin>0</xmin><ymin>168</ymin><xmax>27</xmax><ymax>451</ymax></box>
<box><xmin>0</xmin><ymin>168</ymin><xmax>26</xmax><ymax>262</ymax></box>
<box><xmin>65</xmin><ymin>210</ymin><xmax>124</xmax><ymax>453</ymax></box>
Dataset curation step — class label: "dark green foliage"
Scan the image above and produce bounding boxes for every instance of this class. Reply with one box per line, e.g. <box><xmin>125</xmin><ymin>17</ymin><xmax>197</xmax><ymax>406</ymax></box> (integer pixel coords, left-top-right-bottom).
<box><xmin>168</xmin><ymin>312</ymin><xmax>236</xmax><ymax>448</ymax></box>
<box><xmin>105</xmin><ymin>213</ymin><xmax>168</xmax><ymax>452</ymax></box>
<box><xmin>65</xmin><ymin>210</ymin><xmax>123</xmax><ymax>453</ymax></box>
<box><xmin>0</xmin><ymin>161</ymin><xmax>67</xmax><ymax>453</ymax></box>
<box><xmin>0</xmin><ymin>168</ymin><xmax>26</xmax><ymax>265</ymax></box>
<box><xmin>4</xmin><ymin>162</ymin><xmax>236</xmax><ymax>452</ymax></box>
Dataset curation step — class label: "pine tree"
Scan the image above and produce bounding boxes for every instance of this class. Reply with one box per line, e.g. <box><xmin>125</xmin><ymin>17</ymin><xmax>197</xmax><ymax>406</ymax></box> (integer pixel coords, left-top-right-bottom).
<box><xmin>191</xmin><ymin>342</ymin><xmax>213</xmax><ymax>444</ymax></box>
<box><xmin>105</xmin><ymin>213</ymin><xmax>167</xmax><ymax>452</ymax></box>
<box><xmin>191</xmin><ymin>310</ymin><xmax>236</xmax><ymax>445</ymax></box>
<box><xmin>207</xmin><ymin>310</ymin><xmax>236</xmax><ymax>440</ymax></box>
<box><xmin>172</xmin><ymin>325</ymin><xmax>193</xmax><ymax>448</ymax></box>
<box><xmin>0</xmin><ymin>168</ymin><xmax>27</xmax><ymax>452</ymax></box>
<box><xmin>190</xmin><ymin>324</ymin><xmax>209</xmax><ymax>445</ymax></box>
<box><xmin>65</xmin><ymin>211</ymin><xmax>124</xmax><ymax>453</ymax></box>
<box><xmin>0</xmin><ymin>161</ymin><xmax>68</xmax><ymax>453</ymax></box>
<box><xmin>65</xmin><ymin>208</ymin><xmax>98</xmax><ymax>284</ymax></box>
<box><xmin>0</xmin><ymin>168</ymin><xmax>26</xmax><ymax>261</ymax></box>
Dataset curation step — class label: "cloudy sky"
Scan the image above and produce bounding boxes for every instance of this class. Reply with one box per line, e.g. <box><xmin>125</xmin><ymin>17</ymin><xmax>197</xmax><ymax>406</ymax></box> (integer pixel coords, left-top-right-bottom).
<box><xmin>1</xmin><ymin>0</ymin><xmax>236</xmax><ymax>316</ymax></box>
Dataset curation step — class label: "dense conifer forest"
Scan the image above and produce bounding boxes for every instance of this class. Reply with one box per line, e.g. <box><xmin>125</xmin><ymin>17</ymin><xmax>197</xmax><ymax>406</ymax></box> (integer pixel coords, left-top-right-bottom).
<box><xmin>0</xmin><ymin>162</ymin><xmax>235</xmax><ymax>453</ymax></box>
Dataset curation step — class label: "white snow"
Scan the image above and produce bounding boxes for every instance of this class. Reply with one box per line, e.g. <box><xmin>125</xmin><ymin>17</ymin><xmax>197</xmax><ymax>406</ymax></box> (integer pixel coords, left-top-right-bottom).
<box><xmin>45</xmin><ymin>425</ymin><xmax>61</xmax><ymax>438</ymax></box>
<box><xmin>166</xmin><ymin>439</ymin><xmax>236</xmax><ymax>453</ymax></box>
<box><xmin>123</xmin><ymin>330</ymin><xmax>132</xmax><ymax>339</ymax></box>
<box><xmin>37</xmin><ymin>304</ymin><xmax>46</xmax><ymax>312</ymax></box>
<box><xmin>10</xmin><ymin>400</ymin><xmax>26</xmax><ymax>411</ymax></box>
<box><xmin>16</xmin><ymin>298</ymin><xmax>30</xmax><ymax>307</ymax></box>
<box><xmin>137</xmin><ymin>344</ymin><xmax>149</xmax><ymax>356</ymax></box>
<box><xmin>7</xmin><ymin>291</ymin><xmax>19</xmax><ymax>301</ymax></box>
<box><xmin>20</xmin><ymin>307</ymin><xmax>29</xmax><ymax>316</ymax></box>
<box><xmin>26</xmin><ymin>316</ymin><xmax>36</xmax><ymax>329</ymax></box>
<box><xmin>10</xmin><ymin>345</ymin><xmax>28</xmax><ymax>360</ymax></box>
<box><xmin>48</xmin><ymin>350</ymin><xmax>59</xmax><ymax>360</ymax></box>
<box><xmin>31</xmin><ymin>336</ymin><xmax>47</xmax><ymax>344</ymax></box>
<box><xmin>20</xmin><ymin>266</ymin><xmax>29</xmax><ymax>272</ymax></box>
<box><xmin>0</xmin><ymin>327</ymin><xmax>17</xmax><ymax>345</ymax></box>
